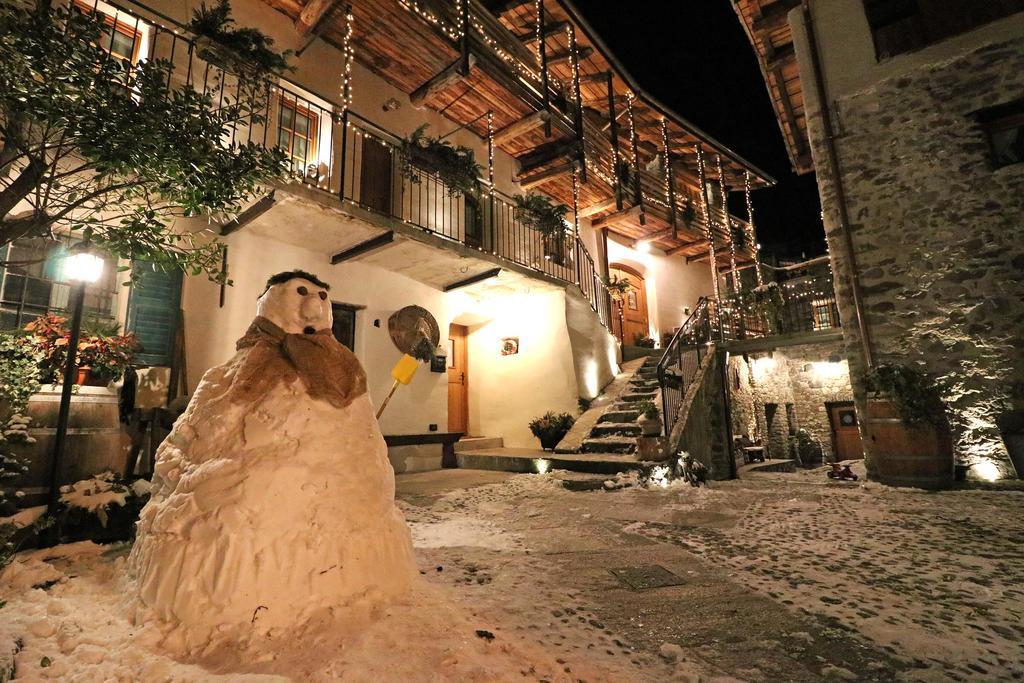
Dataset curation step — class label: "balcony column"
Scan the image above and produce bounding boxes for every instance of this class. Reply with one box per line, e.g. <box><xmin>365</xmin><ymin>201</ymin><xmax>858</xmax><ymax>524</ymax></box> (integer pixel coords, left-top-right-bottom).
<box><xmin>625</xmin><ymin>93</ymin><xmax>645</xmax><ymax>224</ymax></box>
<box><xmin>695</xmin><ymin>144</ymin><xmax>722</xmax><ymax>337</ymax></box>
<box><xmin>745</xmin><ymin>171</ymin><xmax>764</xmax><ymax>286</ymax></box>
<box><xmin>535</xmin><ymin>0</ymin><xmax>552</xmax><ymax>137</ymax></box>
<box><xmin>487</xmin><ymin>111</ymin><xmax>497</xmax><ymax>255</ymax></box>
<box><xmin>716</xmin><ymin>154</ymin><xmax>740</xmax><ymax>293</ymax></box>
<box><xmin>572</xmin><ymin>165</ymin><xmax>582</xmax><ymax>286</ymax></box>
<box><xmin>567</xmin><ymin>23</ymin><xmax>586</xmax><ymax>183</ymax></box>
<box><xmin>605</xmin><ymin>72</ymin><xmax>622</xmax><ymax>210</ymax></box>
<box><xmin>660</xmin><ymin>118</ymin><xmax>678</xmax><ymax>240</ymax></box>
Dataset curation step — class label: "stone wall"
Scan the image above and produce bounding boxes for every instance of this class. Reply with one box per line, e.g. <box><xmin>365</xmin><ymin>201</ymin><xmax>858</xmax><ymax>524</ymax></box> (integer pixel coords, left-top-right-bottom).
<box><xmin>799</xmin><ymin>28</ymin><xmax>1024</xmax><ymax>479</ymax></box>
<box><xmin>673</xmin><ymin>349</ymin><xmax>734</xmax><ymax>480</ymax></box>
<box><xmin>728</xmin><ymin>338</ymin><xmax>855</xmax><ymax>462</ymax></box>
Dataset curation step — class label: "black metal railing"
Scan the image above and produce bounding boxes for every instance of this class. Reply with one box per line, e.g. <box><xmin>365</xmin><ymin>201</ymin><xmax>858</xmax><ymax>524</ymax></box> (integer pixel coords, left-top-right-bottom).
<box><xmin>714</xmin><ymin>274</ymin><xmax>840</xmax><ymax>341</ymax></box>
<box><xmin>657</xmin><ymin>297</ymin><xmax>714</xmax><ymax>437</ymax></box>
<box><xmin>81</xmin><ymin>1</ymin><xmax>613</xmax><ymax>326</ymax></box>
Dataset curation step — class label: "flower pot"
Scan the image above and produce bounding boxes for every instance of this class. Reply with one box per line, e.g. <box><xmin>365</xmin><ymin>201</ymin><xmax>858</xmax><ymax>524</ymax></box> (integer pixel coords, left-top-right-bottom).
<box><xmin>865</xmin><ymin>396</ymin><xmax>953</xmax><ymax>490</ymax></box>
<box><xmin>75</xmin><ymin>367</ymin><xmax>108</xmax><ymax>387</ymax></box>
<box><xmin>537</xmin><ymin>431</ymin><xmax>565</xmax><ymax>451</ymax></box>
<box><xmin>638</xmin><ymin>413</ymin><xmax>662</xmax><ymax>437</ymax></box>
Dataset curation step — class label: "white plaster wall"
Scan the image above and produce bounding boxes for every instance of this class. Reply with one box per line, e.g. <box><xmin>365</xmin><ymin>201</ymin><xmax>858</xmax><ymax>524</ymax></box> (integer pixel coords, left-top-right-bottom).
<box><xmin>181</xmin><ymin>229</ymin><xmax>451</xmax><ymax>436</ymax></box>
<box><xmin>457</xmin><ymin>288</ymin><xmax>580</xmax><ymax>447</ymax></box>
<box><xmin>606</xmin><ymin>237</ymin><xmax>714</xmax><ymax>343</ymax></box>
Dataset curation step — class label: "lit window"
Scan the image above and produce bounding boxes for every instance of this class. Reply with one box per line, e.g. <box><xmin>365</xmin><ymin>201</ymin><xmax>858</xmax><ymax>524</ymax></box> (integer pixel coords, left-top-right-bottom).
<box><xmin>277</xmin><ymin>98</ymin><xmax>319</xmax><ymax>177</ymax></box>
<box><xmin>74</xmin><ymin>2</ymin><xmax>144</xmax><ymax>63</ymax></box>
<box><xmin>811</xmin><ymin>298</ymin><xmax>836</xmax><ymax>331</ymax></box>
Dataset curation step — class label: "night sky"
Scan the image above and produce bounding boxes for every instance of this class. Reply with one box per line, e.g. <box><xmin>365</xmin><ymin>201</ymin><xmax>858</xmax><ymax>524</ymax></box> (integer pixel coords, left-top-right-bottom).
<box><xmin>578</xmin><ymin>0</ymin><xmax>827</xmax><ymax>260</ymax></box>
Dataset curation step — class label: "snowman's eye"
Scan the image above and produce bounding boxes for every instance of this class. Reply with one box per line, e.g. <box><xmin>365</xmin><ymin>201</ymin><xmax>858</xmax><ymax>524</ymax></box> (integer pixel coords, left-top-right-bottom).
<box><xmin>318</xmin><ymin>291</ymin><xmax>327</xmax><ymax>300</ymax></box>
<box><xmin>297</xmin><ymin>286</ymin><xmax>308</xmax><ymax>296</ymax></box>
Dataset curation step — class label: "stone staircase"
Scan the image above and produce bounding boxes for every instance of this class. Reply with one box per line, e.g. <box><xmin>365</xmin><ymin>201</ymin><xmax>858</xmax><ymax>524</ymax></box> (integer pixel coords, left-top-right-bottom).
<box><xmin>563</xmin><ymin>355</ymin><xmax>662</xmax><ymax>456</ymax></box>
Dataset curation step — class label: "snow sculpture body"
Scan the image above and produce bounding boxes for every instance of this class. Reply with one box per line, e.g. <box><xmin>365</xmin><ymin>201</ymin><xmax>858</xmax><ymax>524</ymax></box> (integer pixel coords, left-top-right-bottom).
<box><xmin>129</xmin><ymin>271</ymin><xmax>417</xmax><ymax>653</ymax></box>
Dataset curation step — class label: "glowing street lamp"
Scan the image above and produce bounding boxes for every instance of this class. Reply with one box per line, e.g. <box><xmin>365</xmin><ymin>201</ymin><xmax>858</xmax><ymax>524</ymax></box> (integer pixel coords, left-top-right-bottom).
<box><xmin>46</xmin><ymin>242</ymin><xmax>105</xmax><ymax>516</ymax></box>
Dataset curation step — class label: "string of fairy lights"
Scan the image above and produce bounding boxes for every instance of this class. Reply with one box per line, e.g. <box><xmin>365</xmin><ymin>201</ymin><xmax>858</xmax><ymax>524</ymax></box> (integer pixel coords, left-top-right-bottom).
<box><xmin>695</xmin><ymin>143</ymin><xmax>722</xmax><ymax>310</ymax></box>
<box><xmin>716</xmin><ymin>154</ymin><xmax>740</xmax><ymax>293</ymax></box>
<box><xmin>339</xmin><ymin>5</ymin><xmax>354</xmax><ymax>114</ymax></box>
<box><xmin>744</xmin><ymin>171</ymin><xmax>764</xmax><ymax>286</ymax></box>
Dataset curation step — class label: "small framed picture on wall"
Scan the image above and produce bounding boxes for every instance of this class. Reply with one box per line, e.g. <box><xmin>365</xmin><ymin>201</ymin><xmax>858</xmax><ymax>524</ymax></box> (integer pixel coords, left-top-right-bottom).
<box><xmin>501</xmin><ymin>337</ymin><xmax>519</xmax><ymax>356</ymax></box>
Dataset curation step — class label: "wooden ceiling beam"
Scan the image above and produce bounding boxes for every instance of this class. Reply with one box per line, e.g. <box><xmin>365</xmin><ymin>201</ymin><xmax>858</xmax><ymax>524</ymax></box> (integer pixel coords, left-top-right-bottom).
<box><xmin>409</xmin><ymin>55</ymin><xmax>477</xmax><ymax>108</ymax></box>
<box><xmin>591</xmin><ymin>204</ymin><xmax>642</xmax><ymax>229</ymax></box>
<box><xmin>546</xmin><ymin>46</ymin><xmax>593</xmax><ymax>66</ymax></box>
<box><xmin>518</xmin><ymin>161</ymin><xmax>574</xmax><ymax>189</ymax></box>
<box><xmin>577</xmin><ymin>197</ymin><xmax>616</xmax><ymax>218</ymax></box>
<box><xmin>295</xmin><ymin>0</ymin><xmax>342</xmax><ymax>36</ymax></box>
<box><xmin>751</xmin><ymin>1</ymin><xmax>794</xmax><ymax>33</ymax></box>
<box><xmin>493</xmin><ymin>110</ymin><xmax>550</xmax><ymax>145</ymax></box>
<box><xmin>665</xmin><ymin>240</ymin><xmax>704</xmax><ymax>256</ymax></box>
<box><xmin>220</xmin><ymin>191</ymin><xmax>276</xmax><ymax>235</ymax></box>
<box><xmin>492</xmin><ymin>0</ymin><xmax>532</xmax><ymax>15</ymax></box>
<box><xmin>516</xmin><ymin>138</ymin><xmax>579</xmax><ymax>176</ymax></box>
<box><xmin>686</xmin><ymin>246</ymin><xmax>731</xmax><ymax>263</ymax></box>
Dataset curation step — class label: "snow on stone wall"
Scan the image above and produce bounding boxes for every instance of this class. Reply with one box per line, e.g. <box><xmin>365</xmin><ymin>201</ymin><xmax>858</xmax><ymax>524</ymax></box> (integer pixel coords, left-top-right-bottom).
<box><xmin>805</xmin><ymin>33</ymin><xmax>1024</xmax><ymax>478</ymax></box>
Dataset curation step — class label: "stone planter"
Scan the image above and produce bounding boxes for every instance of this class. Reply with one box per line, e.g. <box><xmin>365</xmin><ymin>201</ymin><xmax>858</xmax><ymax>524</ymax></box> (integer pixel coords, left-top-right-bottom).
<box><xmin>638</xmin><ymin>413</ymin><xmax>662</xmax><ymax>437</ymax></box>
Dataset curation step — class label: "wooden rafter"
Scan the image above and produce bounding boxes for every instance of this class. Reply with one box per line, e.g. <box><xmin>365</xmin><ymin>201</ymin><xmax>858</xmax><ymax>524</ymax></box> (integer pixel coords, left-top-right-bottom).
<box><xmin>409</xmin><ymin>55</ymin><xmax>477</xmax><ymax>108</ymax></box>
<box><xmin>493</xmin><ymin>110</ymin><xmax>550</xmax><ymax>145</ymax></box>
<box><xmin>518</xmin><ymin>161</ymin><xmax>574</xmax><ymax>189</ymax></box>
<box><xmin>577</xmin><ymin>197</ymin><xmax>616</xmax><ymax>218</ymax></box>
<box><xmin>591</xmin><ymin>205</ymin><xmax>643</xmax><ymax>229</ymax></box>
<box><xmin>295</xmin><ymin>0</ymin><xmax>342</xmax><ymax>36</ymax></box>
<box><xmin>516</xmin><ymin>138</ymin><xmax>578</xmax><ymax>176</ymax></box>
<box><xmin>516</xmin><ymin>20</ymin><xmax>569</xmax><ymax>42</ymax></box>
<box><xmin>545</xmin><ymin>45</ymin><xmax>593</xmax><ymax>65</ymax></box>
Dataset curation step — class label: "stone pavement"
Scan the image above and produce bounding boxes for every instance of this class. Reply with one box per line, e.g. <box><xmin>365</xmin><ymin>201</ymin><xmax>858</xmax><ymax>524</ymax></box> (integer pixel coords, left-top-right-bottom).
<box><xmin>395</xmin><ymin>468</ymin><xmax>1024</xmax><ymax>682</ymax></box>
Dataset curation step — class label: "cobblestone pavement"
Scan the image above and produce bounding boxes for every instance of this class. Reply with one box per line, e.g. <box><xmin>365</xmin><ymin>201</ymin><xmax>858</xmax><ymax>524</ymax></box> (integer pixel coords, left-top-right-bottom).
<box><xmin>396</xmin><ymin>467</ymin><xmax>1024</xmax><ymax>682</ymax></box>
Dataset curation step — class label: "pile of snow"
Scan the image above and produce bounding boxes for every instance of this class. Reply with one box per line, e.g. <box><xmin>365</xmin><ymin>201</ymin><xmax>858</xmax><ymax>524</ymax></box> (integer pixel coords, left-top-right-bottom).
<box><xmin>59</xmin><ymin>472</ymin><xmax>134</xmax><ymax>527</ymax></box>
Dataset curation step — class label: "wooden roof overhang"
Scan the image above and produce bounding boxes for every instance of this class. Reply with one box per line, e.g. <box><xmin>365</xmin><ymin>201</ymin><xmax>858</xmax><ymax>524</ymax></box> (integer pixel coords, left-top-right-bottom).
<box><xmin>262</xmin><ymin>0</ymin><xmax>775</xmax><ymax>258</ymax></box>
<box><xmin>731</xmin><ymin>0</ymin><xmax>813</xmax><ymax>174</ymax></box>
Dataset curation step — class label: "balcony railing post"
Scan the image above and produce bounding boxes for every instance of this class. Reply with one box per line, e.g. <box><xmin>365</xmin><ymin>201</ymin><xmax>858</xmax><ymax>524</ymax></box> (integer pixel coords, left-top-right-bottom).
<box><xmin>338</xmin><ymin>109</ymin><xmax>350</xmax><ymax>203</ymax></box>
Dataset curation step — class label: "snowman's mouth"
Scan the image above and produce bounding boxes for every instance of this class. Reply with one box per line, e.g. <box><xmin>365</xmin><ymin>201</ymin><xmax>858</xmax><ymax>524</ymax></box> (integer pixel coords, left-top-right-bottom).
<box><xmin>303</xmin><ymin>326</ymin><xmax>316</xmax><ymax>335</ymax></box>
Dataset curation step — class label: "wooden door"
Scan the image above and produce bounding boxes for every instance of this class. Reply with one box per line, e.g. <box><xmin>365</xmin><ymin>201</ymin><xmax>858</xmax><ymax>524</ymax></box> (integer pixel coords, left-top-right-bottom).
<box><xmin>829</xmin><ymin>402</ymin><xmax>865</xmax><ymax>460</ymax></box>
<box><xmin>359</xmin><ymin>136</ymin><xmax>392</xmax><ymax>213</ymax></box>
<box><xmin>609</xmin><ymin>264</ymin><xmax>649</xmax><ymax>346</ymax></box>
<box><xmin>447</xmin><ymin>324</ymin><xmax>469</xmax><ymax>434</ymax></box>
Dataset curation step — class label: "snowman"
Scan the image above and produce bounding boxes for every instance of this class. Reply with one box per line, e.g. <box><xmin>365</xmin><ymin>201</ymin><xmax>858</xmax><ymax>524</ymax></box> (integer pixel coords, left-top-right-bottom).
<box><xmin>128</xmin><ymin>270</ymin><xmax>418</xmax><ymax>653</ymax></box>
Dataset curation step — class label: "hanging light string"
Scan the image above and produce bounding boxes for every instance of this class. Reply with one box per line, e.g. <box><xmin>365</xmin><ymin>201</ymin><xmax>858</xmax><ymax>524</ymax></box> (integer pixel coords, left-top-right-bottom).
<box><xmin>745</xmin><ymin>171</ymin><xmax>764</xmax><ymax>286</ymax></box>
<box><xmin>660</xmin><ymin>118</ymin><xmax>672</xmax><ymax>206</ymax></box>
<box><xmin>340</xmin><ymin>5</ymin><xmax>354</xmax><ymax>114</ymax></box>
<box><xmin>486</xmin><ymin>111</ymin><xmax>495</xmax><ymax>190</ymax></box>
<box><xmin>717</xmin><ymin>154</ymin><xmax>739</xmax><ymax>293</ymax></box>
<box><xmin>571</xmin><ymin>164</ymin><xmax>581</xmax><ymax>242</ymax></box>
<box><xmin>696</xmin><ymin>144</ymin><xmax>722</xmax><ymax>314</ymax></box>
<box><xmin>625</xmin><ymin>93</ymin><xmax>639</xmax><ymax>167</ymax></box>
<box><xmin>534</xmin><ymin>0</ymin><xmax>543</xmax><ymax>64</ymax></box>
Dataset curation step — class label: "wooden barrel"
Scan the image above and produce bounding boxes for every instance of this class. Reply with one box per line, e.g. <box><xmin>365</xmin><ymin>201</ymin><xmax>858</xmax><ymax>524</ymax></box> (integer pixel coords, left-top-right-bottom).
<box><xmin>866</xmin><ymin>398</ymin><xmax>953</xmax><ymax>490</ymax></box>
<box><xmin>13</xmin><ymin>387</ymin><xmax>128</xmax><ymax>504</ymax></box>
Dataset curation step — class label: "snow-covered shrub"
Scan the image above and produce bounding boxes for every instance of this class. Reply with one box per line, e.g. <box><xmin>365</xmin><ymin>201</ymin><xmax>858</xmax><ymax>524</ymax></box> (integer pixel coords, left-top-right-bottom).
<box><xmin>56</xmin><ymin>472</ymin><xmax>151</xmax><ymax>543</ymax></box>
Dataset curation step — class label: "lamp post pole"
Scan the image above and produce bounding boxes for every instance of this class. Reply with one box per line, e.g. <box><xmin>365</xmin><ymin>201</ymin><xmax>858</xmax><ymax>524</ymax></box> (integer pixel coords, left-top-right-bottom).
<box><xmin>45</xmin><ymin>277</ymin><xmax>87</xmax><ymax>515</ymax></box>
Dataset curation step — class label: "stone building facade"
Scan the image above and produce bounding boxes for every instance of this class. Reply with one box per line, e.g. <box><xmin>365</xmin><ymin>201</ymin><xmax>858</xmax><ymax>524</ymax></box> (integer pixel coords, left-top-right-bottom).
<box><xmin>729</xmin><ymin>338</ymin><xmax>855</xmax><ymax>462</ymax></box>
<box><xmin>790</xmin><ymin>6</ymin><xmax>1024</xmax><ymax>479</ymax></box>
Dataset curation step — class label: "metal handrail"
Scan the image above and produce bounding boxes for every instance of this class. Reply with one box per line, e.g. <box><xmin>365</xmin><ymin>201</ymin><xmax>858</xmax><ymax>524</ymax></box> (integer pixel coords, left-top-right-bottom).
<box><xmin>657</xmin><ymin>297</ymin><xmax>714</xmax><ymax>437</ymax></box>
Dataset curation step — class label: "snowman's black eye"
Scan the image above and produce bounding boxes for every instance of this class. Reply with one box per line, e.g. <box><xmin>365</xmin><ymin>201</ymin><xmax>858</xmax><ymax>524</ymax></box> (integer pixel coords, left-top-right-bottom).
<box><xmin>297</xmin><ymin>286</ymin><xmax>308</xmax><ymax>296</ymax></box>
<box><xmin>318</xmin><ymin>291</ymin><xmax>327</xmax><ymax>300</ymax></box>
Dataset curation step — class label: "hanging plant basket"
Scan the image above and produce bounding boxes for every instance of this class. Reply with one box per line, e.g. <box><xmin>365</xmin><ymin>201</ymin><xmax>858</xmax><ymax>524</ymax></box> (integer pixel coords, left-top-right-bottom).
<box><xmin>400</xmin><ymin>124</ymin><xmax>482</xmax><ymax>198</ymax></box>
<box><xmin>190</xmin><ymin>1</ymin><xmax>293</xmax><ymax>77</ymax></box>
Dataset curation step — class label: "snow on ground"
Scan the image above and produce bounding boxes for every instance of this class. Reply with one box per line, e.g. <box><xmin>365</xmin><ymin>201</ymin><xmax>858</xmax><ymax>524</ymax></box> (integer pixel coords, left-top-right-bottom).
<box><xmin>637</xmin><ymin>469</ymin><xmax>1024</xmax><ymax>681</ymax></box>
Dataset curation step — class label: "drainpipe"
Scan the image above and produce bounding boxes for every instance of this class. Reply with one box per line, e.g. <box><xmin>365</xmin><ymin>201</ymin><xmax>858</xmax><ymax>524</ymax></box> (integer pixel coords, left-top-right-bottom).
<box><xmin>801</xmin><ymin>0</ymin><xmax>874</xmax><ymax>368</ymax></box>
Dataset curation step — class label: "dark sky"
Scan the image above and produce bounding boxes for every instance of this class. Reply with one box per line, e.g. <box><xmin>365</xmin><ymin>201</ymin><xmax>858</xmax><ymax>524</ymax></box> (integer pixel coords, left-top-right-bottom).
<box><xmin>577</xmin><ymin>0</ymin><xmax>827</xmax><ymax>260</ymax></box>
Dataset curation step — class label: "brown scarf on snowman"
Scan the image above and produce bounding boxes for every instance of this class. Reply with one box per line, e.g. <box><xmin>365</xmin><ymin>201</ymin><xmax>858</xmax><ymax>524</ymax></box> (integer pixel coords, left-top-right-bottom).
<box><xmin>228</xmin><ymin>316</ymin><xmax>367</xmax><ymax>410</ymax></box>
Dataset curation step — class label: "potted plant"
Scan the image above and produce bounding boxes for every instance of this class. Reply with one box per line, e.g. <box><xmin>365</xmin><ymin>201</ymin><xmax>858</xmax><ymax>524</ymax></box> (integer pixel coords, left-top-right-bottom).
<box><xmin>528</xmin><ymin>411</ymin><xmax>575</xmax><ymax>451</ymax></box>
<box><xmin>635</xmin><ymin>400</ymin><xmax>662</xmax><ymax>437</ymax></box>
<box><xmin>603</xmin><ymin>273</ymin><xmax>633</xmax><ymax>301</ymax></box>
<box><xmin>513</xmin><ymin>193</ymin><xmax>571</xmax><ymax>265</ymax></box>
<box><xmin>634</xmin><ymin>333</ymin><xmax>655</xmax><ymax>349</ymax></box>
<box><xmin>749</xmin><ymin>282</ymin><xmax>785</xmax><ymax>331</ymax></box>
<box><xmin>189</xmin><ymin>0</ymin><xmax>293</xmax><ymax>76</ymax></box>
<box><xmin>863</xmin><ymin>363</ymin><xmax>953</xmax><ymax>489</ymax></box>
<box><xmin>401</xmin><ymin>124</ymin><xmax>482</xmax><ymax>198</ymax></box>
<box><xmin>23</xmin><ymin>315</ymin><xmax>138</xmax><ymax>386</ymax></box>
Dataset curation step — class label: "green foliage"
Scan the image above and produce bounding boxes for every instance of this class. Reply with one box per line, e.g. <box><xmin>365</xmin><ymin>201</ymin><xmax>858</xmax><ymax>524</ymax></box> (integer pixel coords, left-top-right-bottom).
<box><xmin>603</xmin><ymin>273</ymin><xmax>633</xmax><ymax>301</ymax></box>
<box><xmin>0</xmin><ymin>331</ymin><xmax>42</xmax><ymax>518</ymax></box>
<box><xmin>749</xmin><ymin>282</ymin><xmax>785</xmax><ymax>319</ymax></box>
<box><xmin>512</xmin><ymin>193</ymin><xmax>569</xmax><ymax>237</ymax></box>
<box><xmin>865</xmin><ymin>363</ymin><xmax>947</xmax><ymax>426</ymax></box>
<box><xmin>190</xmin><ymin>0</ymin><xmax>293</xmax><ymax>74</ymax></box>
<box><xmin>528</xmin><ymin>411</ymin><xmax>575</xmax><ymax>439</ymax></box>
<box><xmin>633</xmin><ymin>333</ymin><xmax>655</xmax><ymax>348</ymax></box>
<box><xmin>401</xmin><ymin>124</ymin><xmax>482</xmax><ymax>197</ymax></box>
<box><xmin>635</xmin><ymin>400</ymin><xmax>659</xmax><ymax>419</ymax></box>
<box><xmin>0</xmin><ymin>1</ymin><xmax>288</xmax><ymax>283</ymax></box>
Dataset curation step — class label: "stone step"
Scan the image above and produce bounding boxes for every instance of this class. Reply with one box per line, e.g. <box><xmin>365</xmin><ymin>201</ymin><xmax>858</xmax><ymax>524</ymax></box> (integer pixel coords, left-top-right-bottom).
<box><xmin>599</xmin><ymin>409</ymin><xmax>640</xmax><ymax>423</ymax></box>
<box><xmin>619</xmin><ymin>392</ymin><xmax>658</xmax><ymax>403</ymax></box>
<box><xmin>582</xmin><ymin>436</ymin><xmax>636</xmax><ymax>454</ymax></box>
<box><xmin>630</xmin><ymin>379</ymin><xmax>660</xmax><ymax>390</ymax></box>
<box><xmin>454</xmin><ymin>436</ymin><xmax>504</xmax><ymax>452</ymax></box>
<box><xmin>591</xmin><ymin>422</ymin><xmax>641</xmax><ymax>437</ymax></box>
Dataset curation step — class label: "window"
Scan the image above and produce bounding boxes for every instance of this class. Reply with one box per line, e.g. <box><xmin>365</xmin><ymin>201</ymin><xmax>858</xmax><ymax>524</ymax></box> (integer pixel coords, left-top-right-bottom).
<box><xmin>330</xmin><ymin>302</ymin><xmax>358</xmax><ymax>352</ymax></box>
<box><xmin>811</xmin><ymin>298</ymin><xmax>837</xmax><ymax>331</ymax></box>
<box><xmin>975</xmin><ymin>99</ymin><xmax>1024</xmax><ymax>169</ymax></box>
<box><xmin>0</xmin><ymin>238</ymin><xmax>119</xmax><ymax>330</ymax></box>
<box><xmin>864</xmin><ymin>0</ymin><xmax>1024</xmax><ymax>59</ymax></box>
<box><xmin>74</xmin><ymin>1</ymin><xmax>144</xmax><ymax>63</ymax></box>
<box><xmin>277</xmin><ymin>97</ymin><xmax>319</xmax><ymax>177</ymax></box>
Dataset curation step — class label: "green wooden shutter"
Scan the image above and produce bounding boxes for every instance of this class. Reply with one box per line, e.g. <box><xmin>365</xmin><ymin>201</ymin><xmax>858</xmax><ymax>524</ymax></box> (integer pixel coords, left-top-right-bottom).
<box><xmin>125</xmin><ymin>262</ymin><xmax>183</xmax><ymax>366</ymax></box>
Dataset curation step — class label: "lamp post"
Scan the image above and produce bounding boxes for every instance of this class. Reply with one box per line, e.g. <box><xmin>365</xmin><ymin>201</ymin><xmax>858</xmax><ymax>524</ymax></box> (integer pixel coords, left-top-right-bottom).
<box><xmin>45</xmin><ymin>243</ymin><xmax>105</xmax><ymax>515</ymax></box>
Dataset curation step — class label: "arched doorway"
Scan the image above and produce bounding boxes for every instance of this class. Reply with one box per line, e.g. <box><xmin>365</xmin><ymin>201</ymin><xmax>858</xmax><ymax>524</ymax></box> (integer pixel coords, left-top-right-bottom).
<box><xmin>609</xmin><ymin>263</ymin><xmax>649</xmax><ymax>345</ymax></box>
